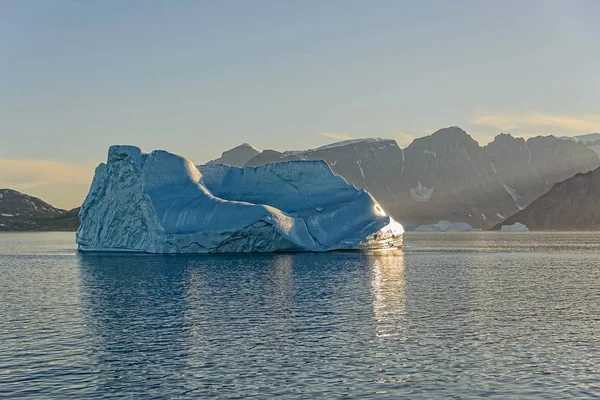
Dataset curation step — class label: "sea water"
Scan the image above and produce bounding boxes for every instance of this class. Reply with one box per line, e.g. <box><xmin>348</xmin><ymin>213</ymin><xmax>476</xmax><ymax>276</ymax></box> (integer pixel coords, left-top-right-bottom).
<box><xmin>1</xmin><ymin>232</ymin><xmax>599</xmax><ymax>398</ymax></box>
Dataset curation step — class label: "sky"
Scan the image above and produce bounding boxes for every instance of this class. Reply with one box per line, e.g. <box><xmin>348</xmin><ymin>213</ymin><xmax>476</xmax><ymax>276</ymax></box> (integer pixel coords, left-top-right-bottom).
<box><xmin>1</xmin><ymin>0</ymin><xmax>599</xmax><ymax>208</ymax></box>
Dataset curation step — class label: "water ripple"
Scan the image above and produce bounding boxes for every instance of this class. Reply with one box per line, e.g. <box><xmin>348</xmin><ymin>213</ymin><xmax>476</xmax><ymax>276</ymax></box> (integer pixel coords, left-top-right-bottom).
<box><xmin>1</xmin><ymin>232</ymin><xmax>600</xmax><ymax>398</ymax></box>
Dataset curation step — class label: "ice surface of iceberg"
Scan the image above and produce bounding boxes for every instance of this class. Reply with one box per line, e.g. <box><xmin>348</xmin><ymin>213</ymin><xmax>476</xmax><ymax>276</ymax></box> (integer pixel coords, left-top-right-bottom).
<box><xmin>76</xmin><ymin>146</ymin><xmax>403</xmax><ymax>253</ymax></box>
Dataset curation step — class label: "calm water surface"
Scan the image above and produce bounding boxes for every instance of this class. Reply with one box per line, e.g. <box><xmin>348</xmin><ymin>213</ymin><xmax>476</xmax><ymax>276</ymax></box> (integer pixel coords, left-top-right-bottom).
<box><xmin>1</xmin><ymin>232</ymin><xmax>599</xmax><ymax>398</ymax></box>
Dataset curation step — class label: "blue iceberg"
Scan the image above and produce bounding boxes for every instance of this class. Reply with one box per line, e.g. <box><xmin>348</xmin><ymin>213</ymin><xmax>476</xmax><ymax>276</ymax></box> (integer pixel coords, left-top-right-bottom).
<box><xmin>76</xmin><ymin>146</ymin><xmax>403</xmax><ymax>253</ymax></box>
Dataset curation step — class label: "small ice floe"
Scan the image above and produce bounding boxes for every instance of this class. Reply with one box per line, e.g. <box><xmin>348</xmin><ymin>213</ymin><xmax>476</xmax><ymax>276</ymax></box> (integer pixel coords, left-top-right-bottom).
<box><xmin>501</xmin><ymin>222</ymin><xmax>529</xmax><ymax>232</ymax></box>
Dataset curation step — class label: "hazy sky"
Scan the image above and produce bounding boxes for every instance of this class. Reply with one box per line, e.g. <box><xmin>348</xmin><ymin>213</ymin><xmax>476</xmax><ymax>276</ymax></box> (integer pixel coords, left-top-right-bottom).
<box><xmin>1</xmin><ymin>0</ymin><xmax>599</xmax><ymax>208</ymax></box>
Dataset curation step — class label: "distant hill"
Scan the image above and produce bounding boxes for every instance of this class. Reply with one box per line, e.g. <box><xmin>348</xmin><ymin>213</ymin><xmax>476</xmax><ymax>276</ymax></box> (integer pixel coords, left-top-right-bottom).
<box><xmin>207</xmin><ymin>143</ymin><xmax>261</xmax><ymax>167</ymax></box>
<box><xmin>0</xmin><ymin>189</ymin><xmax>80</xmax><ymax>231</ymax></box>
<box><xmin>0</xmin><ymin>188</ymin><xmax>63</xmax><ymax>216</ymax></box>
<box><xmin>235</xmin><ymin>127</ymin><xmax>600</xmax><ymax>228</ymax></box>
<box><xmin>492</xmin><ymin>167</ymin><xmax>600</xmax><ymax>231</ymax></box>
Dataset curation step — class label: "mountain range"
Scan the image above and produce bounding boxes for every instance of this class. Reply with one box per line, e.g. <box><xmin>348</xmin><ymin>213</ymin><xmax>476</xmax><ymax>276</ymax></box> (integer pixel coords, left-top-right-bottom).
<box><xmin>2</xmin><ymin>127</ymin><xmax>598</xmax><ymax>232</ymax></box>
<box><xmin>239</xmin><ymin>127</ymin><xmax>599</xmax><ymax>228</ymax></box>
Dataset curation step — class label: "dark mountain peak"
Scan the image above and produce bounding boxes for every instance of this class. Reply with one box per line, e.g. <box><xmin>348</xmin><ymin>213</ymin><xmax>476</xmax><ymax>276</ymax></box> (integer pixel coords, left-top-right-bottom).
<box><xmin>492</xmin><ymin>132</ymin><xmax>523</xmax><ymax>143</ymax></box>
<box><xmin>526</xmin><ymin>135</ymin><xmax>556</xmax><ymax>145</ymax></box>
<box><xmin>409</xmin><ymin>126</ymin><xmax>480</xmax><ymax>157</ymax></box>
<box><xmin>1</xmin><ymin>188</ymin><xmax>19</xmax><ymax>196</ymax></box>
<box><xmin>430</xmin><ymin>126</ymin><xmax>474</xmax><ymax>141</ymax></box>
<box><xmin>433</xmin><ymin>126</ymin><xmax>467</xmax><ymax>135</ymax></box>
<box><xmin>207</xmin><ymin>143</ymin><xmax>261</xmax><ymax>166</ymax></box>
<box><xmin>423</xmin><ymin>127</ymin><xmax>478</xmax><ymax>145</ymax></box>
<box><xmin>222</xmin><ymin>142</ymin><xmax>260</xmax><ymax>153</ymax></box>
<box><xmin>484</xmin><ymin>133</ymin><xmax>526</xmax><ymax>153</ymax></box>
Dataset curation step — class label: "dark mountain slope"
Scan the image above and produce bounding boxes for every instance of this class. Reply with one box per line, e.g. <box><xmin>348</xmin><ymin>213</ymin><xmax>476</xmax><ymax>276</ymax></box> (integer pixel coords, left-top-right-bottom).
<box><xmin>492</xmin><ymin>167</ymin><xmax>600</xmax><ymax>231</ymax></box>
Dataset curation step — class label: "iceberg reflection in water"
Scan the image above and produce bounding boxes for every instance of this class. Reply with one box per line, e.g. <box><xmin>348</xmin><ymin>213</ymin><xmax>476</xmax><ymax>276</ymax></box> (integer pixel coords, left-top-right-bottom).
<box><xmin>76</xmin><ymin>251</ymin><xmax>410</xmax><ymax>397</ymax></box>
<box><xmin>368</xmin><ymin>252</ymin><xmax>406</xmax><ymax>339</ymax></box>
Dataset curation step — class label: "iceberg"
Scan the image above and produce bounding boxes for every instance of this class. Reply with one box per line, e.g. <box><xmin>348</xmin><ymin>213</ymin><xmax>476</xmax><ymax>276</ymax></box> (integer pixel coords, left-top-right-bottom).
<box><xmin>76</xmin><ymin>146</ymin><xmax>404</xmax><ymax>253</ymax></box>
<box><xmin>501</xmin><ymin>222</ymin><xmax>529</xmax><ymax>232</ymax></box>
<box><xmin>415</xmin><ymin>220</ymin><xmax>474</xmax><ymax>232</ymax></box>
<box><xmin>415</xmin><ymin>224</ymin><xmax>438</xmax><ymax>232</ymax></box>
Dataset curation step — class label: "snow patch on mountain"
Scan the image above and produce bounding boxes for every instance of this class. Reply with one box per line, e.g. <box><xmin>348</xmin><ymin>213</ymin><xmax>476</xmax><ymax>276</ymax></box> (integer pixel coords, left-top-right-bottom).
<box><xmin>400</xmin><ymin>149</ymin><xmax>405</xmax><ymax>176</ymax></box>
<box><xmin>357</xmin><ymin>161</ymin><xmax>365</xmax><ymax>179</ymax></box>
<box><xmin>502</xmin><ymin>182</ymin><xmax>519</xmax><ymax>201</ymax></box>
<box><xmin>501</xmin><ymin>182</ymin><xmax>524</xmax><ymax>210</ymax></box>
<box><xmin>490</xmin><ymin>162</ymin><xmax>498</xmax><ymax>174</ymax></box>
<box><xmin>409</xmin><ymin>182</ymin><xmax>434</xmax><ymax>202</ymax></box>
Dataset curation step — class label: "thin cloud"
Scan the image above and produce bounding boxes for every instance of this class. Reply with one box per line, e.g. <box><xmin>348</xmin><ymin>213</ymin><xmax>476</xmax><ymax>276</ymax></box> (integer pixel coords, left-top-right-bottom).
<box><xmin>0</xmin><ymin>159</ymin><xmax>95</xmax><ymax>188</ymax></box>
<box><xmin>318</xmin><ymin>132</ymin><xmax>354</xmax><ymax>141</ymax></box>
<box><xmin>473</xmin><ymin>112</ymin><xmax>600</xmax><ymax>134</ymax></box>
<box><xmin>0</xmin><ymin>159</ymin><xmax>97</xmax><ymax>208</ymax></box>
